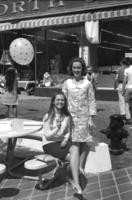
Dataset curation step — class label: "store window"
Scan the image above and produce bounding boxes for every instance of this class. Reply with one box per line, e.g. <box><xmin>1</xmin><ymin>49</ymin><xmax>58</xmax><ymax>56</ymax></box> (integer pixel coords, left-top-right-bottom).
<box><xmin>0</xmin><ymin>24</ymin><xmax>86</xmax><ymax>84</ymax></box>
<box><xmin>46</xmin><ymin>25</ymin><xmax>82</xmax><ymax>75</ymax></box>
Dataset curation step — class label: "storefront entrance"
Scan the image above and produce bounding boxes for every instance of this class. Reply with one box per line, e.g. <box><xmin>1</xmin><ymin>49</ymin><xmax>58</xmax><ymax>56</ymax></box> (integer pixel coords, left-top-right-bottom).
<box><xmin>0</xmin><ymin>1</ymin><xmax>132</xmax><ymax>89</ymax></box>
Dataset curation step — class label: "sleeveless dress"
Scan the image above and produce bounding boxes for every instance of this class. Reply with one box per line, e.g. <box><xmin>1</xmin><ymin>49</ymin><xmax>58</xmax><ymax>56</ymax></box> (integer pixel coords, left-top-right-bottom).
<box><xmin>62</xmin><ymin>78</ymin><xmax>96</xmax><ymax>142</ymax></box>
<box><xmin>2</xmin><ymin>78</ymin><xmax>18</xmax><ymax>106</ymax></box>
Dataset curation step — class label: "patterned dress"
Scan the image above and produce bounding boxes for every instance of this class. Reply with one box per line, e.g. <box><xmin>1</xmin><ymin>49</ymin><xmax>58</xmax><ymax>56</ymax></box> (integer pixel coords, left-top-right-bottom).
<box><xmin>62</xmin><ymin>78</ymin><xmax>96</xmax><ymax>142</ymax></box>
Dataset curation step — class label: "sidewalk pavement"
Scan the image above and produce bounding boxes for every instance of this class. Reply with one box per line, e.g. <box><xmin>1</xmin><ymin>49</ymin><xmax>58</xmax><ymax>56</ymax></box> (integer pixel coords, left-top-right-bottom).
<box><xmin>0</xmin><ymin>93</ymin><xmax>132</xmax><ymax>200</ymax></box>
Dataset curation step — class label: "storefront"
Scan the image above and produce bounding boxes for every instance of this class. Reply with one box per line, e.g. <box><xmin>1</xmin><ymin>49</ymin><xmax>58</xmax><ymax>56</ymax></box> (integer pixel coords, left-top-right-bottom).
<box><xmin>0</xmin><ymin>0</ymin><xmax>132</xmax><ymax>89</ymax></box>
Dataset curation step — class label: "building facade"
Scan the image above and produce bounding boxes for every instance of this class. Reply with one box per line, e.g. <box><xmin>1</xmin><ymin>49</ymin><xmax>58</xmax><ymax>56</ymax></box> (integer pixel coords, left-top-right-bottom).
<box><xmin>0</xmin><ymin>0</ymin><xmax>132</xmax><ymax>83</ymax></box>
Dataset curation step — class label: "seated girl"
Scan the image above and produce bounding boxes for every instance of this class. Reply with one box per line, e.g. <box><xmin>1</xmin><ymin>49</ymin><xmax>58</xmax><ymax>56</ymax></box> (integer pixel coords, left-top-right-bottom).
<box><xmin>42</xmin><ymin>91</ymin><xmax>72</xmax><ymax>161</ymax></box>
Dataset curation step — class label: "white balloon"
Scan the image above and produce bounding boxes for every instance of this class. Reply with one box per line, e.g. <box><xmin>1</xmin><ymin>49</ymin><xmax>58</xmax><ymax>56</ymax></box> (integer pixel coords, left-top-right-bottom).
<box><xmin>9</xmin><ymin>38</ymin><xmax>34</xmax><ymax>65</ymax></box>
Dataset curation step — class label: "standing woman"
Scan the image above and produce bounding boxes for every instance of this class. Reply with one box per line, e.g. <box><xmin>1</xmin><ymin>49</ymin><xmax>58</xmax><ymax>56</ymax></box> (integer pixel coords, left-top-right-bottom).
<box><xmin>62</xmin><ymin>57</ymin><xmax>96</xmax><ymax>194</ymax></box>
<box><xmin>2</xmin><ymin>66</ymin><xmax>18</xmax><ymax>118</ymax></box>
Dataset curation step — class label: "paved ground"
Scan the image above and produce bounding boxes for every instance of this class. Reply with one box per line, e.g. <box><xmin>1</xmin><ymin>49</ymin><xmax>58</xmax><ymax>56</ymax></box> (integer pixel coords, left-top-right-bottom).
<box><xmin>0</xmin><ymin>93</ymin><xmax>132</xmax><ymax>199</ymax></box>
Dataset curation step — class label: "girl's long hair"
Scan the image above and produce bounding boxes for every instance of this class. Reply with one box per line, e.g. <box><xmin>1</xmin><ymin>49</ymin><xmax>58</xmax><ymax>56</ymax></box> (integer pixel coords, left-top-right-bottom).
<box><xmin>5</xmin><ymin>67</ymin><xmax>16</xmax><ymax>92</ymax></box>
<box><xmin>46</xmin><ymin>91</ymin><xmax>71</xmax><ymax>125</ymax></box>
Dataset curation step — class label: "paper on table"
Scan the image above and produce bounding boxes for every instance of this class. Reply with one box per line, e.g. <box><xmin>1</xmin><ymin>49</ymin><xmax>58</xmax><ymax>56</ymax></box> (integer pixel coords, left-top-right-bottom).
<box><xmin>0</xmin><ymin>121</ymin><xmax>12</xmax><ymax>131</ymax></box>
<box><xmin>23</xmin><ymin>121</ymin><xmax>43</xmax><ymax>126</ymax></box>
<box><xmin>0</xmin><ymin>120</ymin><xmax>11</xmax><ymax>125</ymax></box>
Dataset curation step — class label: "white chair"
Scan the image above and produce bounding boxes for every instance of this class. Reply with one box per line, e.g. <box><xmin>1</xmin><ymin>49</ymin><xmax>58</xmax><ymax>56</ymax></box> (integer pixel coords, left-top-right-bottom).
<box><xmin>0</xmin><ymin>163</ymin><xmax>6</xmax><ymax>175</ymax></box>
<box><xmin>85</xmin><ymin>138</ymin><xmax>112</xmax><ymax>174</ymax></box>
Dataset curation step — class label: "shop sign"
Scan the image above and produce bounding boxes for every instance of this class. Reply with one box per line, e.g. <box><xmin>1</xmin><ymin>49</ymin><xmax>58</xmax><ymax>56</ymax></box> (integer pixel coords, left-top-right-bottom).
<box><xmin>0</xmin><ymin>0</ymin><xmax>91</xmax><ymax>21</ymax></box>
<box><xmin>0</xmin><ymin>0</ymin><xmax>65</xmax><ymax>17</ymax></box>
<box><xmin>0</xmin><ymin>0</ymin><xmax>42</xmax><ymax>15</ymax></box>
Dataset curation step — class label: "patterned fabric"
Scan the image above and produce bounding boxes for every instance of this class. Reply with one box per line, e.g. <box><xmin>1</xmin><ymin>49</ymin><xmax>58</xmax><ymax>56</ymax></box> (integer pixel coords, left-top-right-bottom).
<box><xmin>62</xmin><ymin>78</ymin><xmax>96</xmax><ymax>142</ymax></box>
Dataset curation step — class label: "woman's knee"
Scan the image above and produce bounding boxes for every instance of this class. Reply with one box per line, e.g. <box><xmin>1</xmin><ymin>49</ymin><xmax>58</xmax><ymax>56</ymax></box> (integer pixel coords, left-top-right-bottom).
<box><xmin>69</xmin><ymin>143</ymin><xmax>80</xmax><ymax>154</ymax></box>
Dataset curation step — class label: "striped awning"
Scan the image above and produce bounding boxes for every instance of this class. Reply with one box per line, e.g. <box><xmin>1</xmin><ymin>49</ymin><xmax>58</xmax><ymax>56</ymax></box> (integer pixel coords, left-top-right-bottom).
<box><xmin>0</xmin><ymin>7</ymin><xmax>132</xmax><ymax>31</ymax></box>
<box><xmin>0</xmin><ymin>13</ymin><xmax>92</xmax><ymax>31</ymax></box>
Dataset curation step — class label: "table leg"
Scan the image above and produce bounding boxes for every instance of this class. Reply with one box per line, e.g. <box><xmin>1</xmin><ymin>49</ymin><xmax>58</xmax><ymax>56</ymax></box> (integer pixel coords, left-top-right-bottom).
<box><xmin>5</xmin><ymin>138</ymin><xmax>39</xmax><ymax>180</ymax></box>
<box><xmin>5</xmin><ymin>138</ymin><xmax>28</xmax><ymax>178</ymax></box>
<box><xmin>6</xmin><ymin>138</ymin><xmax>16</xmax><ymax>160</ymax></box>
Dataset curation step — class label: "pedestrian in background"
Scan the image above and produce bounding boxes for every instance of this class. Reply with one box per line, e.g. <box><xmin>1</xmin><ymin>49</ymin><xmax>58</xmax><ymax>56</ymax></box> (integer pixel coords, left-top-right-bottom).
<box><xmin>114</xmin><ymin>58</ymin><xmax>131</xmax><ymax>124</ymax></box>
<box><xmin>85</xmin><ymin>66</ymin><xmax>98</xmax><ymax>92</ymax></box>
<box><xmin>122</xmin><ymin>57</ymin><xmax>132</xmax><ymax>124</ymax></box>
<box><xmin>62</xmin><ymin>57</ymin><xmax>96</xmax><ymax>194</ymax></box>
<box><xmin>2</xmin><ymin>66</ymin><xmax>18</xmax><ymax>118</ymax></box>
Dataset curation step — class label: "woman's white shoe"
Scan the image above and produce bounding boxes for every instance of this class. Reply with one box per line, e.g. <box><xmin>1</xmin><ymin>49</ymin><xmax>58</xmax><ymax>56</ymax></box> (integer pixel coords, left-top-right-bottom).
<box><xmin>69</xmin><ymin>179</ymin><xmax>82</xmax><ymax>194</ymax></box>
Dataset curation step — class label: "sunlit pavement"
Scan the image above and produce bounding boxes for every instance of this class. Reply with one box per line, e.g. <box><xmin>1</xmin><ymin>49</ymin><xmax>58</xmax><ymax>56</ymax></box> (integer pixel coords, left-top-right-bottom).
<box><xmin>0</xmin><ymin>93</ymin><xmax>132</xmax><ymax>199</ymax></box>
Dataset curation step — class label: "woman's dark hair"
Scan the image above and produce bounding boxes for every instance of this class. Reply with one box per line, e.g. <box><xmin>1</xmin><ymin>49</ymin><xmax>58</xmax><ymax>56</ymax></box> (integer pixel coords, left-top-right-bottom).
<box><xmin>68</xmin><ymin>57</ymin><xmax>87</xmax><ymax>76</ymax></box>
<box><xmin>5</xmin><ymin>67</ymin><xmax>17</xmax><ymax>92</ymax></box>
<box><xmin>46</xmin><ymin>91</ymin><xmax>71</xmax><ymax>125</ymax></box>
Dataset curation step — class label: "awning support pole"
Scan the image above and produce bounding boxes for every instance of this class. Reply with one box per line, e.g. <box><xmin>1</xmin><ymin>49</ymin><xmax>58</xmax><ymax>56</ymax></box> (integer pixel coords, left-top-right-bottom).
<box><xmin>34</xmin><ymin>38</ymin><xmax>37</xmax><ymax>85</ymax></box>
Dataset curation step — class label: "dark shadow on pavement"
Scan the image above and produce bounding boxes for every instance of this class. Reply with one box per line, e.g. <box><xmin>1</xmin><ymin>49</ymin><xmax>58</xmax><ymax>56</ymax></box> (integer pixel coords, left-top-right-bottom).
<box><xmin>74</xmin><ymin>193</ymin><xmax>87</xmax><ymax>200</ymax></box>
<box><xmin>27</xmin><ymin>109</ymin><xmax>39</xmax><ymax>111</ymax></box>
<box><xmin>45</xmin><ymin>165</ymin><xmax>69</xmax><ymax>190</ymax></box>
<box><xmin>0</xmin><ymin>188</ymin><xmax>19</xmax><ymax>198</ymax></box>
<box><xmin>80</xmin><ymin>174</ymin><xmax>88</xmax><ymax>191</ymax></box>
<box><xmin>47</xmin><ymin>177</ymin><xmax>67</xmax><ymax>190</ymax></box>
<box><xmin>97</xmin><ymin>108</ymin><xmax>105</xmax><ymax>112</ymax></box>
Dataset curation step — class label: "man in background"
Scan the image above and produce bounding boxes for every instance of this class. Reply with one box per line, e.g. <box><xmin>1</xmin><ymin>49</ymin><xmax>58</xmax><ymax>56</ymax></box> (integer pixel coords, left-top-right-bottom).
<box><xmin>115</xmin><ymin>58</ymin><xmax>131</xmax><ymax>124</ymax></box>
<box><xmin>85</xmin><ymin>66</ymin><xmax>98</xmax><ymax>92</ymax></box>
<box><xmin>122</xmin><ymin>57</ymin><xmax>132</xmax><ymax>124</ymax></box>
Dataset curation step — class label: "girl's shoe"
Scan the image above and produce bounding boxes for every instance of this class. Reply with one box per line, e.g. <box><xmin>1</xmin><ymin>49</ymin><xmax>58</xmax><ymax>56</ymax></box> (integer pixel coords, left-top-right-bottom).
<box><xmin>73</xmin><ymin>184</ymin><xmax>82</xmax><ymax>195</ymax></box>
<box><xmin>69</xmin><ymin>179</ymin><xmax>82</xmax><ymax>194</ymax></box>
